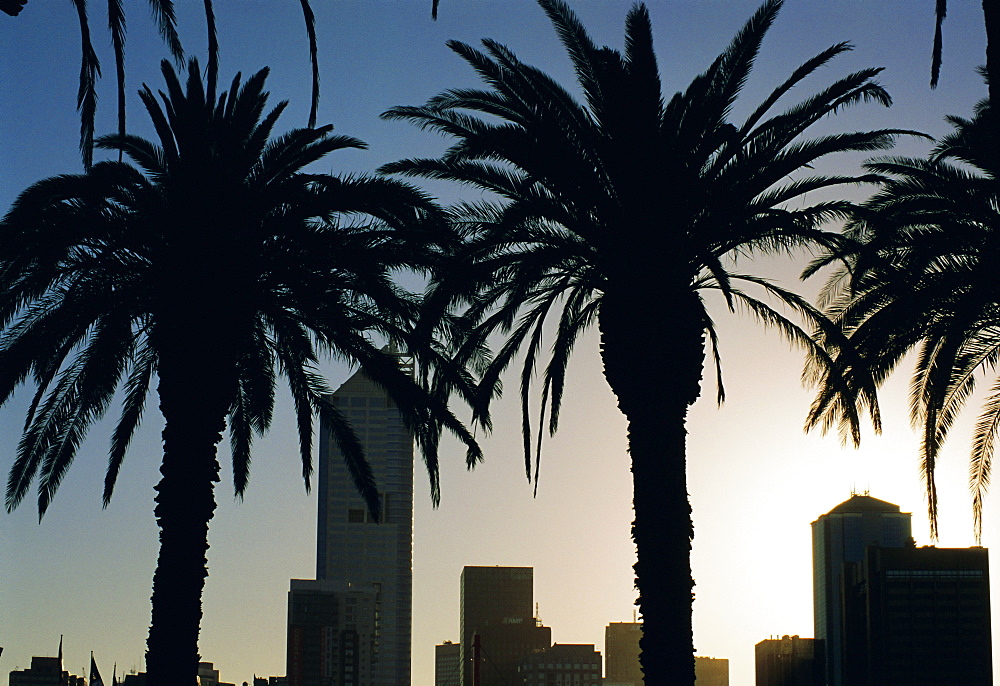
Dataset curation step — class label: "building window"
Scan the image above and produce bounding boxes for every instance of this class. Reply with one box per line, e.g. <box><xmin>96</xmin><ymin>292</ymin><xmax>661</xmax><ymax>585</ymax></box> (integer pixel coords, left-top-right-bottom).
<box><xmin>348</xmin><ymin>509</ymin><xmax>365</xmax><ymax>523</ymax></box>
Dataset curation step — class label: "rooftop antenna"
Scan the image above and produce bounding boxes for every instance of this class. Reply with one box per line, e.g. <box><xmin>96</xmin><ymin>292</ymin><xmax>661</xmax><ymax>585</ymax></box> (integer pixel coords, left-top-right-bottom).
<box><xmin>535</xmin><ymin>602</ymin><xmax>541</xmax><ymax>625</ymax></box>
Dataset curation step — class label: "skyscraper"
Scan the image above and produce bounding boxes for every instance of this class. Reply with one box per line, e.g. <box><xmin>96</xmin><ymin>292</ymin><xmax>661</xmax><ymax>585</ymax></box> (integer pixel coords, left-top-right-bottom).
<box><xmin>811</xmin><ymin>494</ymin><xmax>911</xmax><ymax>685</ymax></box>
<box><xmin>316</xmin><ymin>366</ymin><xmax>414</xmax><ymax>685</ymax></box>
<box><xmin>459</xmin><ymin>566</ymin><xmax>550</xmax><ymax>686</ymax></box>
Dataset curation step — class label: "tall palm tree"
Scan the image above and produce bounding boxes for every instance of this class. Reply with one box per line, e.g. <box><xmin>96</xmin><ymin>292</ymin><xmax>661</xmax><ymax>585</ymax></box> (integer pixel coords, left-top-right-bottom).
<box><xmin>380</xmin><ymin>0</ymin><xmax>910</xmax><ymax>682</ymax></box>
<box><xmin>806</xmin><ymin>97</ymin><xmax>1000</xmax><ymax>543</ymax></box>
<box><xmin>1</xmin><ymin>59</ymin><xmax>479</xmax><ymax>686</ymax></box>
<box><xmin>5</xmin><ymin>1</ymin><xmax>320</xmax><ymax>170</ymax></box>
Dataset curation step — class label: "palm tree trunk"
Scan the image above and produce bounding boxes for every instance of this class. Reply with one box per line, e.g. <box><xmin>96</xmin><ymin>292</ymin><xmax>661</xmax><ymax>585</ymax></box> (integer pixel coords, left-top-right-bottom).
<box><xmin>599</xmin><ymin>286</ymin><xmax>704</xmax><ymax>686</ymax></box>
<box><xmin>144</xmin><ymin>335</ymin><xmax>233</xmax><ymax>686</ymax></box>
<box><xmin>984</xmin><ymin>0</ymin><xmax>1000</xmax><ymax>110</ymax></box>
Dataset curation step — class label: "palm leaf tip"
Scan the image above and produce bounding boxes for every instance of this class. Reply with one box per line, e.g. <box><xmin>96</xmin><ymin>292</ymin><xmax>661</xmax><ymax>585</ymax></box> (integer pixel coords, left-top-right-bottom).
<box><xmin>0</xmin><ymin>0</ymin><xmax>28</xmax><ymax>17</ymax></box>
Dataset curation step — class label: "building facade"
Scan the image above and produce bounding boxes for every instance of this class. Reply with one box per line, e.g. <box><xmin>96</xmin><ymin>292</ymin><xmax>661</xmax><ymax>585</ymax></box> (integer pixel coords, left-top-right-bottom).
<box><xmin>811</xmin><ymin>494</ymin><xmax>911</xmax><ymax>685</ymax></box>
<box><xmin>844</xmin><ymin>545</ymin><xmax>992</xmax><ymax>685</ymax></box>
<box><xmin>604</xmin><ymin>622</ymin><xmax>642</xmax><ymax>686</ymax></box>
<box><xmin>287</xmin><ymin>579</ymin><xmax>377</xmax><ymax>686</ymax></box>
<box><xmin>517</xmin><ymin>643</ymin><xmax>601</xmax><ymax>685</ymax></box>
<box><xmin>434</xmin><ymin>642</ymin><xmax>460</xmax><ymax>686</ymax></box>
<box><xmin>460</xmin><ymin>566</ymin><xmax>549</xmax><ymax>686</ymax></box>
<box><xmin>315</xmin><ymin>366</ymin><xmax>414</xmax><ymax>685</ymax></box>
<box><xmin>694</xmin><ymin>656</ymin><xmax>729</xmax><ymax>685</ymax></box>
<box><xmin>755</xmin><ymin>635</ymin><xmax>822</xmax><ymax>686</ymax></box>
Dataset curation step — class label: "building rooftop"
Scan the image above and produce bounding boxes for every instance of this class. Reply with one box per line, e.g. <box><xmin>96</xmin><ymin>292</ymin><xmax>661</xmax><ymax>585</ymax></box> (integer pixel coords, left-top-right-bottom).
<box><xmin>827</xmin><ymin>494</ymin><xmax>902</xmax><ymax>515</ymax></box>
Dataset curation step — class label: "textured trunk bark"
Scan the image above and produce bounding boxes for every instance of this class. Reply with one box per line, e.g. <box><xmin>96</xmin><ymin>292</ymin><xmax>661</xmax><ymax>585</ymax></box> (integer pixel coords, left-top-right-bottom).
<box><xmin>984</xmin><ymin>0</ymin><xmax>1000</xmax><ymax>110</ymax></box>
<box><xmin>599</xmin><ymin>285</ymin><xmax>704</xmax><ymax>686</ymax></box>
<box><xmin>144</xmin><ymin>317</ymin><xmax>236</xmax><ymax>686</ymax></box>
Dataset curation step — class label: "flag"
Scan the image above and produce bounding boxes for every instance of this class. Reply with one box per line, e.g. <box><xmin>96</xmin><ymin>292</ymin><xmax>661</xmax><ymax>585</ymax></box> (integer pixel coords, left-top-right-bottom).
<box><xmin>90</xmin><ymin>653</ymin><xmax>104</xmax><ymax>686</ymax></box>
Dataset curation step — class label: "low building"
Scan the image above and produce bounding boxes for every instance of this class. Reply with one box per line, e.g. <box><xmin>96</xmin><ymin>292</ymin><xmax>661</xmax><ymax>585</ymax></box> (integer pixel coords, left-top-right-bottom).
<box><xmin>197</xmin><ymin>661</ymin><xmax>235</xmax><ymax>686</ymax></box>
<box><xmin>517</xmin><ymin>643</ymin><xmax>601</xmax><ymax>685</ymax></box>
<box><xmin>604</xmin><ymin>622</ymin><xmax>642</xmax><ymax>686</ymax></box>
<box><xmin>755</xmin><ymin>635</ymin><xmax>822</xmax><ymax>686</ymax></box>
<box><xmin>695</xmin><ymin>656</ymin><xmax>728</xmax><ymax>685</ymax></box>
<box><xmin>8</xmin><ymin>656</ymin><xmax>84</xmax><ymax>686</ymax></box>
<box><xmin>287</xmin><ymin>578</ymin><xmax>377</xmax><ymax>686</ymax></box>
<box><xmin>435</xmin><ymin>642</ymin><xmax>460</xmax><ymax>686</ymax></box>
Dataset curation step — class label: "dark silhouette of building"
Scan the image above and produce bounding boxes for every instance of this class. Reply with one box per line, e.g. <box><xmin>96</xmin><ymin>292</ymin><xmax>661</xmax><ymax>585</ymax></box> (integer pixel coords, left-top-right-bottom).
<box><xmin>315</xmin><ymin>366</ymin><xmax>414</xmax><ymax>684</ymax></box>
<box><xmin>286</xmin><ymin>579</ymin><xmax>377</xmax><ymax>686</ymax></box>
<box><xmin>459</xmin><ymin>566</ymin><xmax>550</xmax><ymax>686</ymax></box>
<box><xmin>604</xmin><ymin>622</ymin><xmax>642</xmax><ymax>686</ymax></box>
<box><xmin>812</xmin><ymin>495</ymin><xmax>993</xmax><ymax>685</ymax></box>
<box><xmin>755</xmin><ymin>635</ymin><xmax>822</xmax><ymax>686</ymax></box>
<box><xmin>695</xmin><ymin>656</ymin><xmax>729</xmax><ymax>685</ymax></box>
<box><xmin>8</xmin><ymin>656</ymin><xmax>84</xmax><ymax>686</ymax></box>
<box><xmin>517</xmin><ymin>643</ymin><xmax>601</xmax><ymax>685</ymax></box>
<box><xmin>811</xmin><ymin>494</ymin><xmax>911</xmax><ymax>685</ymax></box>
<box><xmin>434</xmin><ymin>642</ymin><xmax>460</xmax><ymax>686</ymax></box>
<box><xmin>842</xmin><ymin>545</ymin><xmax>992</xmax><ymax>685</ymax></box>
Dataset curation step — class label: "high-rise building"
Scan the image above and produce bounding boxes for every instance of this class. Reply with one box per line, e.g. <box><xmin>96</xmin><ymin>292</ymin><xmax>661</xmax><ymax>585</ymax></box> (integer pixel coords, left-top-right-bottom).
<box><xmin>435</xmin><ymin>642</ymin><xmax>460</xmax><ymax>686</ymax></box>
<box><xmin>843</xmin><ymin>545</ymin><xmax>992</xmax><ymax>685</ymax></box>
<box><xmin>604</xmin><ymin>622</ymin><xmax>642</xmax><ymax>686</ymax></box>
<box><xmin>315</xmin><ymin>366</ymin><xmax>414</xmax><ymax>685</ymax></box>
<box><xmin>286</xmin><ymin>579</ymin><xmax>377</xmax><ymax>686</ymax></box>
<box><xmin>695</xmin><ymin>656</ymin><xmax>729</xmax><ymax>685</ymax></box>
<box><xmin>517</xmin><ymin>643</ymin><xmax>602</xmax><ymax>685</ymax></box>
<box><xmin>755</xmin><ymin>635</ymin><xmax>822</xmax><ymax>686</ymax></box>
<box><xmin>459</xmin><ymin>566</ymin><xmax>550</xmax><ymax>686</ymax></box>
<box><xmin>811</xmin><ymin>494</ymin><xmax>911</xmax><ymax>685</ymax></box>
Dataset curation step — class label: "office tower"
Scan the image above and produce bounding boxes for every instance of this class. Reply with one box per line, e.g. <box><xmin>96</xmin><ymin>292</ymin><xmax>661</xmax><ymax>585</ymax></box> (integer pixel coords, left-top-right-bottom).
<box><xmin>695</xmin><ymin>656</ymin><xmax>729</xmax><ymax>685</ymax></box>
<box><xmin>435</xmin><ymin>642</ymin><xmax>461</xmax><ymax>686</ymax></box>
<box><xmin>604</xmin><ymin>622</ymin><xmax>643</xmax><ymax>686</ymax></box>
<box><xmin>811</xmin><ymin>494</ymin><xmax>911</xmax><ymax>685</ymax></box>
<box><xmin>460</xmin><ymin>566</ymin><xmax>550</xmax><ymax>686</ymax></box>
<box><xmin>518</xmin><ymin>643</ymin><xmax>602</xmax><ymax>684</ymax></box>
<box><xmin>755</xmin><ymin>635</ymin><xmax>823</xmax><ymax>686</ymax></box>
<box><xmin>287</xmin><ymin>579</ymin><xmax>377</xmax><ymax>686</ymax></box>
<box><xmin>316</xmin><ymin>366</ymin><xmax>414</xmax><ymax>685</ymax></box>
<box><xmin>843</xmin><ymin>545</ymin><xmax>992</xmax><ymax>685</ymax></box>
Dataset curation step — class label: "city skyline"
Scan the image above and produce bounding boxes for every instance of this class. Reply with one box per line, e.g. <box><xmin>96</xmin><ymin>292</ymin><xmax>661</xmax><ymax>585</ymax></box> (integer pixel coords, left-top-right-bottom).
<box><xmin>0</xmin><ymin>3</ymin><xmax>995</xmax><ymax>685</ymax></box>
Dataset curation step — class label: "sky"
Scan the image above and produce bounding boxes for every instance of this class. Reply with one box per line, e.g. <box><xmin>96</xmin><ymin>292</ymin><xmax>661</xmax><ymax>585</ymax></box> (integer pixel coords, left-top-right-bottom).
<box><xmin>0</xmin><ymin>1</ymin><xmax>993</xmax><ymax>684</ymax></box>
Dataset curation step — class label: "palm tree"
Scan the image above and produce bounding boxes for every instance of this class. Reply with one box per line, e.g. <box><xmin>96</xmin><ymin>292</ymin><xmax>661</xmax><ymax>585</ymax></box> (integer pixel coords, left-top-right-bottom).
<box><xmin>806</xmin><ymin>97</ymin><xmax>1000</xmax><ymax>542</ymax></box>
<box><xmin>380</xmin><ymin>0</ymin><xmax>911</xmax><ymax>682</ymax></box>
<box><xmin>1</xmin><ymin>59</ymin><xmax>479</xmax><ymax>686</ymax></box>
<box><xmin>4</xmin><ymin>1</ymin><xmax>320</xmax><ymax>170</ymax></box>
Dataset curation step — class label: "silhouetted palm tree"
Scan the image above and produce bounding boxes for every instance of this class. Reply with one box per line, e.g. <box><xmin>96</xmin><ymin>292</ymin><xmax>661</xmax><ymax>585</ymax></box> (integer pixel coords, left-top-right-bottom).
<box><xmin>1</xmin><ymin>59</ymin><xmax>479</xmax><ymax>686</ymax></box>
<box><xmin>5</xmin><ymin>1</ymin><xmax>320</xmax><ymax>170</ymax></box>
<box><xmin>807</xmin><ymin>97</ymin><xmax>999</xmax><ymax>543</ymax></box>
<box><xmin>381</xmin><ymin>0</ymin><xmax>909</xmax><ymax>682</ymax></box>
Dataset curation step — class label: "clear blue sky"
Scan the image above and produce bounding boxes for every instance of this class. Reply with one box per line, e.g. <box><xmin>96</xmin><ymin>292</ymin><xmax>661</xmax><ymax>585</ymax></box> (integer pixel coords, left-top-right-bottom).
<box><xmin>0</xmin><ymin>1</ymin><xmax>992</xmax><ymax>684</ymax></box>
